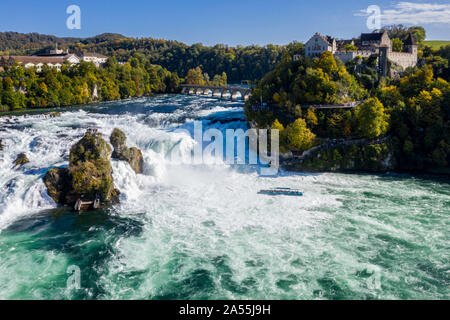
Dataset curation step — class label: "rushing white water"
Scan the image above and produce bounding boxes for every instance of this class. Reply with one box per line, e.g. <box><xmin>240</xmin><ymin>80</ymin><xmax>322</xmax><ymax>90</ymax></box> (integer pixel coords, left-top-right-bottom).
<box><xmin>0</xmin><ymin>95</ymin><xmax>449</xmax><ymax>300</ymax></box>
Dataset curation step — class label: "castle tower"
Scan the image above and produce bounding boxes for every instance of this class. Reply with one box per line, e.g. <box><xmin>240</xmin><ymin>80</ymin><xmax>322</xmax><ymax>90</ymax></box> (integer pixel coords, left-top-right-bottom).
<box><xmin>405</xmin><ymin>33</ymin><xmax>417</xmax><ymax>55</ymax></box>
<box><xmin>378</xmin><ymin>45</ymin><xmax>389</xmax><ymax>78</ymax></box>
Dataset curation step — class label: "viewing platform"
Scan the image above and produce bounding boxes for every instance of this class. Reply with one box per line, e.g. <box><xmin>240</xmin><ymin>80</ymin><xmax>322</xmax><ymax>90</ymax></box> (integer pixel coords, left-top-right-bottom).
<box><xmin>300</xmin><ymin>101</ymin><xmax>363</xmax><ymax>109</ymax></box>
<box><xmin>181</xmin><ymin>84</ymin><xmax>252</xmax><ymax>101</ymax></box>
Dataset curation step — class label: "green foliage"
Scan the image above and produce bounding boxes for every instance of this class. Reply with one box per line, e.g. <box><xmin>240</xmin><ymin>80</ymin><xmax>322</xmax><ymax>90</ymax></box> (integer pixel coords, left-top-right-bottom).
<box><xmin>246</xmin><ymin>51</ymin><xmax>365</xmax><ymax>116</ymax></box>
<box><xmin>421</xmin><ymin>45</ymin><xmax>450</xmax><ymax>81</ymax></box>
<box><xmin>346</xmin><ymin>56</ymin><xmax>379</xmax><ymax>90</ymax></box>
<box><xmin>379</xmin><ymin>66</ymin><xmax>450</xmax><ymax>171</ymax></box>
<box><xmin>69</xmin><ymin>132</ymin><xmax>115</xmax><ymax>201</ymax></box>
<box><xmin>0</xmin><ymin>57</ymin><xmax>181</xmax><ymax>111</ymax></box>
<box><xmin>70</xmin><ymin>160</ymin><xmax>114</xmax><ymax>200</ymax></box>
<box><xmin>110</xmin><ymin>128</ymin><xmax>127</xmax><ymax>148</ymax></box>
<box><xmin>378</xmin><ymin>25</ymin><xmax>426</xmax><ymax>44</ymax></box>
<box><xmin>0</xmin><ymin>32</ymin><xmax>286</xmax><ymax>83</ymax></box>
<box><xmin>305</xmin><ymin>108</ymin><xmax>318</xmax><ymax>127</ymax></box>
<box><xmin>69</xmin><ymin>132</ymin><xmax>112</xmax><ymax>166</ymax></box>
<box><xmin>185</xmin><ymin>67</ymin><xmax>227</xmax><ymax>86</ymax></box>
<box><xmin>355</xmin><ymin>98</ymin><xmax>389</xmax><ymax>139</ymax></box>
<box><xmin>284</xmin><ymin>118</ymin><xmax>316</xmax><ymax>151</ymax></box>
<box><xmin>344</xmin><ymin>44</ymin><xmax>358</xmax><ymax>52</ymax></box>
<box><xmin>297</xmin><ymin>142</ymin><xmax>393</xmax><ymax>172</ymax></box>
<box><xmin>314</xmin><ymin>51</ymin><xmax>339</xmax><ymax>75</ymax></box>
<box><xmin>392</xmin><ymin>38</ymin><xmax>404</xmax><ymax>52</ymax></box>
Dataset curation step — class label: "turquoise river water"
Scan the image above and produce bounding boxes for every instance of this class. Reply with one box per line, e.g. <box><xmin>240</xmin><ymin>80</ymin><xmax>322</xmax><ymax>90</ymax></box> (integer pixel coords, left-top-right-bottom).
<box><xmin>0</xmin><ymin>95</ymin><xmax>448</xmax><ymax>299</ymax></box>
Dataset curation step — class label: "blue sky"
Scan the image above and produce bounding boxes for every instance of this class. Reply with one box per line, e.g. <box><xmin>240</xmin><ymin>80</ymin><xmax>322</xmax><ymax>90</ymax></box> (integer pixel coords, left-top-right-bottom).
<box><xmin>0</xmin><ymin>0</ymin><xmax>449</xmax><ymax>45</ymax></box>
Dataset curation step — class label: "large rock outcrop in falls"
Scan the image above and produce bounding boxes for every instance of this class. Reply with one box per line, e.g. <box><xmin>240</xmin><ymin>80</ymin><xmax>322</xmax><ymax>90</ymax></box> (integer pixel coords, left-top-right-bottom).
<box><xmin>44</xmin><ymin>129</ymin><xmax>119</xmax><ymax>206</ymax></box>
<box><xmin>110</xmin><ymin>128</ymin><xmax>144</xmax><ymax>174</ymax></box>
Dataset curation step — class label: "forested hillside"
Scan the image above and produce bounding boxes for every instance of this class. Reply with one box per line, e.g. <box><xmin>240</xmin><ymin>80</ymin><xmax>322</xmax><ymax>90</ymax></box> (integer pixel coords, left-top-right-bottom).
<box><xmin>0</xmin><ymin>32</ymin><xmax>287</xmax><ymax>83</ymax></box>
<box><xmin>245</xmin><ymin>40</ymin><xmax>450</xmax><ymax>173</ymax></box>
<box><xmin>0</xmin><ymin>56</ymin><xmax>181</xmax><ymax>112</ymax></box>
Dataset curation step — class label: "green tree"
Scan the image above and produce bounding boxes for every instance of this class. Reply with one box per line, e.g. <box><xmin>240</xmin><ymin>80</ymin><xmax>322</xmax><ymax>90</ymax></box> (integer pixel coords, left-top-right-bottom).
<box><xmin>284</xmin><ymin>118</ymin><xmax>316</xmax><ymax>151</ymax></box>
<box><xmin>392</xmin><ymin>38</ymin><xmax>404</xmax><ymax>52</ymax></box>
<box><xmin>344</xmin><ymin>44</ymin><xmax>358</xmax><ymax>52</ymax></box>
<box><xmin>355</xmin><ymin>98</ymin><xmax>389</xmax><ymax>139</ymax></box>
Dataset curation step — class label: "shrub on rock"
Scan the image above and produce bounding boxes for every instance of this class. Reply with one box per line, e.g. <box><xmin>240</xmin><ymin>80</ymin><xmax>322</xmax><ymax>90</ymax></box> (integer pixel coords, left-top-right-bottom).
<box><xmin>44</xmin><ymin>129</ymin><xmax>119</xmax><ymax>206</ymax></box>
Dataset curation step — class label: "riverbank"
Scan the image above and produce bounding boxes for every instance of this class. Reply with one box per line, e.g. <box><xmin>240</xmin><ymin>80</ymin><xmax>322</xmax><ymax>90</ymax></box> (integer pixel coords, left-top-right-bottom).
<box><xmin>0</xmin><ymin>95</ymin><xmax>160</xmax><ymax>118</ymax></box>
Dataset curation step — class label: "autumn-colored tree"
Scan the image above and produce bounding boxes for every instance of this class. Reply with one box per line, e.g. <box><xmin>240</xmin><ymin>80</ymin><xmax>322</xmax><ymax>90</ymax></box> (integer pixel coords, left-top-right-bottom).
<box><xmin>378</xmin><ymin>85</ymin><xmax>404</xmax><ymax>108</ymax></box>
<box><xmin>314</xmin><ymin>51</ymin><xmax>339</xmax><ymax>75</ymax></box>
<box><xmin>185</xmin><ymin>67</ymin><xmax>206</xmax><ymax>85</ymax></box>
<box><xmin>399</xmin><ymin>66</ymin><xmax>434</xmax><ymax>97</ymax></box>
<box><xmin>305</xmin><ymin>108</ymin><xmax>318</xmax><ymax>127</ymax></box>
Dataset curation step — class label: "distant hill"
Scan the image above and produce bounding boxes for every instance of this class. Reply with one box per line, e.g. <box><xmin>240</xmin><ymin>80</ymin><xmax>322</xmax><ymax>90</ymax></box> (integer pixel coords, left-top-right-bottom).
<box><xmin>0</xmin><ymin>31</ymin><xmax>287</xmax><ymax>82</ymax></box>
<box><xmin>0</xmin><ymin>32</ymin><xmax>127</xmax><ymax>55</ymax></box>
<box><xmin>424</xmin><ymin>40</ymin><xmax>450</xmax><ymax>50</ymax></box>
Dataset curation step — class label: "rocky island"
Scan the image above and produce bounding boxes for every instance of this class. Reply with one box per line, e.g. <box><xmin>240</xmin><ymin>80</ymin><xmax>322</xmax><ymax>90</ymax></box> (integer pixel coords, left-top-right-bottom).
<box><xmin>44</xmin><ymin>128</ymin><xmax>144</xmax><ymax>210</ymax></box>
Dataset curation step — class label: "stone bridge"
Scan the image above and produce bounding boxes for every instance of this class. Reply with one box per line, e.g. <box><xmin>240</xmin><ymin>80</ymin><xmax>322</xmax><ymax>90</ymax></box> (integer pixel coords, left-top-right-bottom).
<box><xmin>180</xmin><ymin>85</ymin><xmax>252</xmax><ymax>101</ymax></box>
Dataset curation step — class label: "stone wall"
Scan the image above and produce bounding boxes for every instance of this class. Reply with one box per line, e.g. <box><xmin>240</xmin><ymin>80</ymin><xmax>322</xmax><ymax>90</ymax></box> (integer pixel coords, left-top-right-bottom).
<box><xmin>334</xmin><ymin>50</ymin><xmax>375</xmax><ymax>63</ymax></box>
<box><xmin>388</xmin><ymin>51</ymin><xmax>417</xmax><ymax>69</ymax></box>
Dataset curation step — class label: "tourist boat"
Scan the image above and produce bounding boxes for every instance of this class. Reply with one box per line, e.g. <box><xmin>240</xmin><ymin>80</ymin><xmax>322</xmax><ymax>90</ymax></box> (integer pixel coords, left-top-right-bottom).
<box><xmin>258</xmin><ymin>188</ymin><xmax>303</xmax><ymax>196</ymax></box>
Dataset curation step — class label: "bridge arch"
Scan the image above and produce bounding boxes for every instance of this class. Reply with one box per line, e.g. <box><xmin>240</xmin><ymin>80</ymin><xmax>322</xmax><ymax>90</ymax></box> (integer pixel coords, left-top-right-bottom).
<box><xmin>231</xmin><ymin>90</ymin><xmax>242</xmax><ymax>100</ymax></box>
<box><xmin>203</xmin><ymin>88</ymin><xmax>213</xmax><ymax>96</ymax></box>
<box><xmin>242</xmin><ymin>90</ymin><xmax>251</xmax><ymax>101</ymax></box>
<box><xmin>221</xmin><ymin>89</ymin><xmax>231</xmax><ymax>99</ymax></box>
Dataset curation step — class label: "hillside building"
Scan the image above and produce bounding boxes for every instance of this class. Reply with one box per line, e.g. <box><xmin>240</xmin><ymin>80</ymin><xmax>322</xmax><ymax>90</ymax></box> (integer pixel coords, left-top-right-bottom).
<box><xmin>303</xmin><ymin>31</ymin><xmax>418</xmax><ymax>75</ymax></box>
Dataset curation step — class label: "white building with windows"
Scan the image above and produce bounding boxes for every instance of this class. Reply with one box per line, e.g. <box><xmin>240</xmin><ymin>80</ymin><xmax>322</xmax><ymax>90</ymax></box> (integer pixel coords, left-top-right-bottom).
<box><xmin>305</xmin><ymin>33</ymin><xmax>337</xmax><ymax>58</ymax></box>
<box><xmin>0</xmin><ymin>54</ymin><xmax>81</xmax><ymax>72</ymax></box>
<box><xmin>1</xmin><ymin>50</ymin><xmax>110</xmax><ymax>72</ymax></box>
<box><xmin>82</xmin><ymin>53</ymin><xmax>108</xmax><ymax>67</ymax></box>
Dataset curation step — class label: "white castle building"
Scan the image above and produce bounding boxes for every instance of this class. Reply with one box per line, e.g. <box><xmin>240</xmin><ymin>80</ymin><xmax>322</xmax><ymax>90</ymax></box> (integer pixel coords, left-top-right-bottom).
<box><xmin>298</xmin><ymin>31</ymin><xmax>418</xmax><ymax>74</ymax></box>
<box><xmin>1</xmin><ymin>46</ymin><xmax>109</xmax><ymax>72</ymax></box>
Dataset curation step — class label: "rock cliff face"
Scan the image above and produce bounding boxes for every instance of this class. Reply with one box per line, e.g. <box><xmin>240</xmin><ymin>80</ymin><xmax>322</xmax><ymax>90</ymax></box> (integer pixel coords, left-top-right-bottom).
<box><xmin>44</xmin><ymin>167</ymin><xmax>72</xmax><ymax>204</ymax></box>
<box><xmin>44</xmin><ymin>129</ymin><xmax>119</xmax><ymax>206</ymax></box>
<box><xmin>110</xmin><ymin>128</ymin><xmax>144</xmax><ymax>174</ymax></box>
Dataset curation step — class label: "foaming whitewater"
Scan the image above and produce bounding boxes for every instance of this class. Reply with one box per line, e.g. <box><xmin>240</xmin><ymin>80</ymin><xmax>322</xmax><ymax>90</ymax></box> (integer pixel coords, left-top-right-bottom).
<box><xmin>0</xmin><ymin>95</ymin><xmax>449</xmax><ymax>300</ymax></box>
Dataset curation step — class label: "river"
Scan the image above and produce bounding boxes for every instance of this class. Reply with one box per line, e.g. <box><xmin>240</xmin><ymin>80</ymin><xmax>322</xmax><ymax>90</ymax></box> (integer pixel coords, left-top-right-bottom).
<box><xmin>0</xmin><ymin>95</ymin><xmax>448</xmax><ymax>299</ymax></box>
